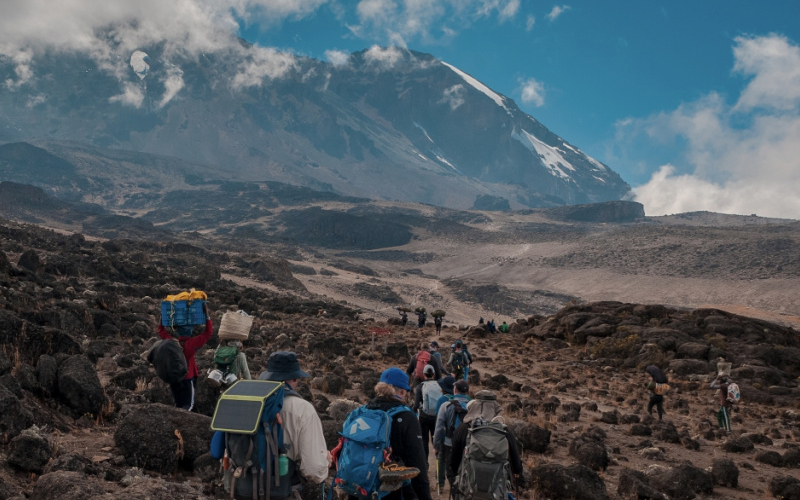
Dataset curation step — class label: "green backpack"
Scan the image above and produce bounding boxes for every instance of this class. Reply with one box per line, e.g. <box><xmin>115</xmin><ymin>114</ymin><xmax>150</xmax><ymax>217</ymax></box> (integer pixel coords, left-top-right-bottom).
<box><xmin>214</xmin><ymin>345</ymin><xmax>239</xmax><ymax>373</ymax></box>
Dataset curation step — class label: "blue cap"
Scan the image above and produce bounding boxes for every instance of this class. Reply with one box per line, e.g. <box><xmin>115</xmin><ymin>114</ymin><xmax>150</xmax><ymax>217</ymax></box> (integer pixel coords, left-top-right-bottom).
<box><xmin>380</xmin><ymin>367</ymin><xmax>411</xmax><ymax>391</ymax></box>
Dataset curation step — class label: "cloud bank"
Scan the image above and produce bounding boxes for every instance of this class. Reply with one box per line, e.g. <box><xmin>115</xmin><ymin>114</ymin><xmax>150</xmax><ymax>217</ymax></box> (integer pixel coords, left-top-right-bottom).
<box><xmin>627</xmin><ymin>34</ymin><xmax>800</xmax><ymax>219</ymax></box>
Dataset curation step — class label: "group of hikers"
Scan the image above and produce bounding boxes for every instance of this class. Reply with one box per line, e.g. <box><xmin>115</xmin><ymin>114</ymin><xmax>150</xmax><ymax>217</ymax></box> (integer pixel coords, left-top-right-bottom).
<box><xmin>152</xmin><ymin>304</ymin><xmax>741</xmax><ymax>500</ymax></box>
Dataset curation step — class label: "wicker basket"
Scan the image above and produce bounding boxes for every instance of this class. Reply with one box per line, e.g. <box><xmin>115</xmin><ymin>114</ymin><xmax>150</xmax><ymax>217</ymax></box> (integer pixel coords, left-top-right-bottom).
<box><xmin>218</xmin><ymin>311</ymin><xmax>254</xmax><ymax>341</ymax></box>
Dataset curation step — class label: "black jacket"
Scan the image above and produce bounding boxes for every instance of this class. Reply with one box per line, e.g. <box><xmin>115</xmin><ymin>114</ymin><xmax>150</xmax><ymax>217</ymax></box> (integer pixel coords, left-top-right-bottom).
<box><xmin>449</xmin><ymin>421</ymin><xmax>523</xmax><ymax>478</ymax></box>
<box><xmin>366</xmin><ymin>397</ymin><xmax>433</xmax><ymax>500</ymax></box>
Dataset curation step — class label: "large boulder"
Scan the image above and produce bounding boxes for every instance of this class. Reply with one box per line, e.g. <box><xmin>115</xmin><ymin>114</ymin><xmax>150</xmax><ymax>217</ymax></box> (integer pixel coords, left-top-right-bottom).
<box><xmin>676</xmin><ymin>342</ymin><xmax>710</xmax><ymax>360</ymax></box>
<box><xmin>568</xmin><ymin>434</ymin><xmax>609</xmax><ymax>472</ymax></box>
<box><xmin>770</xmin><ymin>476</ymin><xmax>800</xmax><ymax>500</ymax></box>
<box><xmin>57</xmin><ymin>354</ymin><xmax>106</xmax><ymax>415</ymax></box>
<box><xmin>8</xmin><ymin>427</ymin><xmax>52</xmax><ymax>473</ymax></box>
<box><xmin>29</xmin><ymin>471</ymin><xmax>105</xmax><ymax>500</ymax></box>
<box><xmin>0</xmin><ymin>384</ymin><xmax>34</xmax><ymax>440</ymax></box>
<box><xmin>723</xmin><ymin>437</ymin><xmax>755</xmax><ymax>453</ymax></box>
<box><xmin>508</xmin><ymin>423</ymin><xmax>550</xmax><ymax>453</ymax></box>
<box><xmin>36</xmin><ymin>354</ymin><xmax>58</xmax><ymax>397</ymax></box>
<box><xmin>617</xmin><ymin>469</ymin><xmax>669</xmax><ymax>500</ymax></box>
<box><xmin>649</xmin><ymin>464</ymin><xmax>714</xmax><ymax>500</ymax></box>
<box><xmin>668</xmin><ymin>359</ymin><xmax>711</xmax><ymax>376</ymax></box>
<box><xmin>114</xmin><ymin>403</ymin><xmax>214</xmax><ymax>474</ymax></box>
<box><xmin>711</xmin><ymin>458</ymin><xmax>738</xmax><ymax>487</ymax></box>
<box><xmin>530</xmin><ymin>464</ymin><xmax>609</xmax><ymax>500</ymax></box>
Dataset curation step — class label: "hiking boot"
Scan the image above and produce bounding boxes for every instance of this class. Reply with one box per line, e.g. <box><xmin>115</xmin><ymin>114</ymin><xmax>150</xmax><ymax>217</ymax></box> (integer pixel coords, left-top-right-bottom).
<box><xmin>379</xmin><ymin>463</ymin><xmax>420</xmax><ymax>482</ymax></box>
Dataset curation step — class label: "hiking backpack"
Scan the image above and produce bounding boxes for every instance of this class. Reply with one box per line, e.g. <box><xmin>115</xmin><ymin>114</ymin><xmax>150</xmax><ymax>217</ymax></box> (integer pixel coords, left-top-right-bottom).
<box><xmin>210</xmin><ymin>380</ymin><xmax>298</xmax><ymax>500</ymax></box>
<box><xmin>727</xmin><ymin>383</ymin><xmax>741</xmax><ymax>403</ymax></box>
<box><xmin>455</xmin><ymin>419</ymin><xmax>512</xmax><ymax>500</ymax></box>
<box><xmin>421</xmin><ymin>380</ymin><xmax>444</xmax><ymax>417</ymax></box>
<box><xmin>214</xmin><ymin>345</ymin><xmax>240</xmax><ymax>374</ymax></box>
<box><xmin>414</xmin><ymin>351</ymin><xmax>431</xmax><ymax>380</ymax></box>
<box><xmin>445</xmin><ymin>399</ymin><xmax>469</xmax><ymax>439</ymax></box>
<box><xmin>147</xmin><ymin>339</ymin><xmax>188</xmax><ymax>384</ymax></box>
<box><xmin>331</xmin><ymin>405</ymin><xmax>413</xmax><ymax>499</ymax></box>
<box><xmin>654</xmin><ymin>383</ymin><xmax>670</xmax><ymax>395</ymax></box>
<box><xmin>452</xmin><ymin>351</ymin><xmax>466</xmax><ymax>372</ymax></box>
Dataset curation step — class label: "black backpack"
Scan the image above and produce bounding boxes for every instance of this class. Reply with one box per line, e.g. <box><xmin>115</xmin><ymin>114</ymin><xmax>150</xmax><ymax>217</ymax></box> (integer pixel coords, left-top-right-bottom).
<box><xmin>147</xmin><ymin>339</ymin><xmax>188</xmax><ymax>384</ymax></box>
<box><xmin>445</xmin><ymin>399</ymin><xmax>469</xmax><ymax>439</ymax></box>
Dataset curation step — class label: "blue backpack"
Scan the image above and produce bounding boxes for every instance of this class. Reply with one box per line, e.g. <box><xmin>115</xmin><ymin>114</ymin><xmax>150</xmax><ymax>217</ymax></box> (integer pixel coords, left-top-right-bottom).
<box><xmin>211</xmin><ymin>380</ymin><xmax>298</xmax><ymax>500</ymax></box>
<box><xmin>332</xmin><ymin>405</ymin><xmax>411</xmax><ymax>499</ymax></box>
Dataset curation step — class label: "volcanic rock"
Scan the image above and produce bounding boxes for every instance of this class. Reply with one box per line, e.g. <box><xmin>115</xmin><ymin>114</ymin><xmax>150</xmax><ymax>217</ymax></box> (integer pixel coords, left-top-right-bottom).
<box><xmin>57</xmin><ymin>354</ymin><xmax>106</xmax><ymax>416</ymax></box>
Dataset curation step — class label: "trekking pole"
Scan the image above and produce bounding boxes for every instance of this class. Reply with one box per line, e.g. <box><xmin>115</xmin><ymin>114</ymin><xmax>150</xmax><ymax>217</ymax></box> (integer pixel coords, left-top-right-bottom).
<box><xmin>436</xmin><ymin>457</ymin><xmax>440</xmax><ymax>498</ymax></box>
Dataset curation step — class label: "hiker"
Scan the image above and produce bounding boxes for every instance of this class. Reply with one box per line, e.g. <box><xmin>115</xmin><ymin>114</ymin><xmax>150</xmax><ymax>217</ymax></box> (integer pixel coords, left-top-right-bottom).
<box><xmin>434</xmin><ymin>315</ymin><xmax>443</xmax><ymax>335</ymax></box>
<box><xmin>645</xmin><ymin>365</ymin><xmax>668</xmax><ymax>421</ymax></box>
<box><xmin>208</xmin><ymin>339</ymin><xmax>251</xmax><ymax>387</ymax></box>
<box><xmin>433</xmin><ymin>379</ymin><xmax>471</xmax><ymax>491</ymax></box>
<box><xmin>407</xmin><ymin>341</ymin><xmax>441</xmax><ymax>384</ymax></box>
<box><xmin>487</xmin><ymin>319</ymin><xmax>496</xmax><ymax>334</ymax></box>
<box><xmin>258</xmin><ymin>351</ymin><xmax>331</xmax><ymax>487</ymax></box>
<box><xmin>417</xmin><ymin>310</ymin><xmax>427</xmax><ymax>328</ymax></box>
<box><xmin>448</xmin><ymin>341</ymin><xmax>469</xmax><ymax>381</ymax></box>
<box><xmin>478</xmin><ymin>317</ymin><xmax>484</xmax><ymax>325</ymax></box>
<box><xmin>430</xmin><ymin>341</ymin><xmax>450</xmax><ymax>378</ymax></box>
<box><xmin>710</xmin><ymin>373</ymin><xmax>733</xmax><ymax>434</ymax></box>
<box><xmin>157</xmin><ymin>303</ymin><xmax>213</xmax><ymax>411</ymax></box>
<box><xmin>401</xmin><ymin>311</ymin><xmax>408</xmax><ymax>326</ymax></box>
<box><xmin>413</xmin><ymin>365</ymin><xmax>443</xmax><ymax>459</ymax></box>
<box><xmin>361</xmin><ymin>368</ymin><xmax>433</xmax><ymax>500</ymax></box>
<box><xmin>499</xmin><ymin>321</ymin><xmax>510</xmax><ymax>333</ymax></box>
<box><xmin>449</xmin><ymin>390</ymin><xmax>525</xmax><ymax>496</ymax></box>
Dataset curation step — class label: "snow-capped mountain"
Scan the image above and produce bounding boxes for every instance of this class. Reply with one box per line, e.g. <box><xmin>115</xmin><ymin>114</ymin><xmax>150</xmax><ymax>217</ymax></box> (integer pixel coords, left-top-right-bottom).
<box><xmin>0</xmin><ymin>44</ymin><xmax>629</xmax><ymax>209</ymax></box>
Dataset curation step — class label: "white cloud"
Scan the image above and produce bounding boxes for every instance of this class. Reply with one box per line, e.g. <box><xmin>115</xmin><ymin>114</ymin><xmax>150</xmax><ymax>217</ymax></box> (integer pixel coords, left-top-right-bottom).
<box><xmin>518</xmin><ymin>77</ymin><xmax>545</xmax><ymax>106</ymax></box>
<box><xmin>325</xmin><ymin>49</ymin><xmax>351</xmax><ymax>66</ymax></box>
<box><xmin>439</xmin><ymin>84</ymin><xmax>466</xmax><ymax>110</ymax></box>
<box><xmin>499</xmin><ymin>0</ymin><xmax>520</xmax><ymax>22</ymax></box>
<box><xmin>546</xmin><ymin>5</ymin><xmax>570</xmax><ymax>22</ymax></box>
<box><xmin>157</xmin><ymin>65</ymin><xmax>185</xmax><ymax>108</ymax></box>
<box><xmin>525</xmin><ymin>15</ymin><xmax>536</xmax><ymax>32</ymax></box>
<box><xmin>232</xmin><ymin>46</ymin><xmax>298</xmax><ymax>89</ymax></box>
<box><xmin>109</xmin><ymin>82</ymin><xmax>145</xmax><ymax>108</ymax></box>
<box><xmin>363</xmin><ymin>45</ymin><xmax>405</xmax><ymax>69</ymax></box>
<box><xmin>3</xmin><ymin>49</ymin><xmax>33</xmax><ymax>89</ymax></box>
<box><xmin>628</xmin><ymin>34</ymin><xmax>800</xmax><ymax>219</ymax></box>
<box><xmin>350</xmin><ymin>0</ymin><xmax>521</xmax><ymax>46</ymax></box>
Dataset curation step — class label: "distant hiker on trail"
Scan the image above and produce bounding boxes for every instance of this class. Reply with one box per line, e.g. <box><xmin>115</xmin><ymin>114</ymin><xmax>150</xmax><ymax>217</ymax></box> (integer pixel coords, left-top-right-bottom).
<box><xmin>434</xmin><ymin>315</ymin><xmax>443</xmax><ymax>335</ymax></box>
<box><xmin>645</xmin><ymin>365</ymin><xmax>668</xmax><ymax>421</ymax></box>
<box><xmin>413</xmin><ymin>365</ymin><xmax>443</xmax><ymax>459</ymax></box>
<box><xmin>158</xmin><ymin>303</ymin><xmax>213</xmax><ymax>411</ymax></box>
<box><xmin>357</xmin><ymin>368</ymin><xmax>433</xmax><ymax>500</ymax></box>
<box><xmin>433</xmin><ymin>379</ymin><xmax>471</xmax><ymax>491</ymax></box>
<box><xmin>449</xmin><ymin>390</ymin><xmax>525</xmax><ymax>495</ymax></box>
<box><xmin>258</xmin><ymin>351</ymin><xmax>330</xmax><ymax>487</ymax></box>
<box><xmin>478</xmin><ymin>317</ymin><xmax>484</xmax><ymax>325</ymax></box>
<box><xmin>407</xmin><ymin>341</ymin><xmax>441</xmax><ymax>385</ymax></box>
<box><xmin>710</xmin><ymin>373</ymin><xmax>734</xmax><ymax>434</ymax></box>
<box><xmin>487</xmin><ymin>319</ymin><xmax>496</xmax><ymax>334</ymax></box>
<box><xmin>430</xmin><ymin>341</ymin><xmax>450</xmax><ymax>378</ymax></box>
<box><xmin>417</xmin><ymin>310</ymin><xmax>427</xmax><ymax>328</ymax></box>
<box><xmin>499</xmin><ymin>321</ymin><xmax>510</xmax><ymax>333</ymax></box>
<box><xmin>448</xmin><ymin>341</ymin><xmax>470</xmax><ymax>381</ymax></box>
<box><xmin>400</xmin><ymin>311</ymin><xmax>408</xmax><ymax>326</ymax></box>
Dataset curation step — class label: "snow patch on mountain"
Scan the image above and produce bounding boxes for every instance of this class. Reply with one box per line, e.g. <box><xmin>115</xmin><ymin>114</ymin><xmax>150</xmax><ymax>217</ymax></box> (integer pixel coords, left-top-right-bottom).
<box><xmin>512</xmin><ymin>128</ymin><xmax>575</xmax><ymax>180</ymax></box>
<box><xmin>441</xmin><ymin>61</ymin><xmax>510</xmax><ymax>113</ymax></box>
<box><xmin>130</xmin><ymin>51</ymin><xmax>150</xmax><ymax>80</ymax></box>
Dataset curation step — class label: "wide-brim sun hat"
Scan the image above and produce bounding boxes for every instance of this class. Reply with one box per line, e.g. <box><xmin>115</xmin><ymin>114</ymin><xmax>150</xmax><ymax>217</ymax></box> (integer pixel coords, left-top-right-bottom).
<box><xmin>259</xmin><ymin>351</ymin><xmax>311</xmax><ymax>381</ymax></box>
<box><xmin>438</xmin><ymin>375</ymin><xmax>456</xmax><ymax>394</ymax></box>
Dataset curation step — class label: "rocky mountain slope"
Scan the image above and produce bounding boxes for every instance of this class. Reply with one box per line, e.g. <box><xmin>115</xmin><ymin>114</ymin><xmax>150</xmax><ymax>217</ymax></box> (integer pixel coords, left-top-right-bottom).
<box><xmin>1</xmin><ymin>216</ymin><xmax>800</xmax><ymax>499</ymax></box>
<box><xmin>0</xmin><ymin>44</ymin><xmax>629</xmax><ymax>209</ymax></box>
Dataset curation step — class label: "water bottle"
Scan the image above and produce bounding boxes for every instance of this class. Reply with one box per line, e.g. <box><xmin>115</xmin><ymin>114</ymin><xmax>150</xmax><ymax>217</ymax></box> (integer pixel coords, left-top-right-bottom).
<box><xmin>279</xmin><ymin>453</ymin><xmax>289</xmax><ymax>476</ymax></box>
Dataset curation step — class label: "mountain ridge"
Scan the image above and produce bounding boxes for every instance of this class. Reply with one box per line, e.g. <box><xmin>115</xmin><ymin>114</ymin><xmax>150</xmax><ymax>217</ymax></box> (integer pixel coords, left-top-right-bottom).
<box><xmin>0</xmin><ymin>44</ymin><xmax>629</xmax><ymax>209</ymax></box>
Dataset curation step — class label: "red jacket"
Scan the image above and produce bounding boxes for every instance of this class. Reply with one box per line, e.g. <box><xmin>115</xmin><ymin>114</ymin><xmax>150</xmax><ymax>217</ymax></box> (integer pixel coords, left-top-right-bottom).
<box><xmin>158</xmin><ymin>320</ymin><xmax>213</xmax><ymax>380</ymax></box>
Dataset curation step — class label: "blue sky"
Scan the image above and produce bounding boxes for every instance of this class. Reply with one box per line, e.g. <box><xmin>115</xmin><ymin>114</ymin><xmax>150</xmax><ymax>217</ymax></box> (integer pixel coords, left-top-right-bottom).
<box><xmin>2</xmin><ymin>0</ymin><xmax>800</xmax><ymax>217</ymax></box>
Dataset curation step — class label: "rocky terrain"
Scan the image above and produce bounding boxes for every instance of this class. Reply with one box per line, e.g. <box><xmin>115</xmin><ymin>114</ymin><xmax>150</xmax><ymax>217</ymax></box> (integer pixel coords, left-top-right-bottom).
<box><xmin>1</xmin><ymin>214</ymin><xmax>800</xmax><ymax>500</ymax></box>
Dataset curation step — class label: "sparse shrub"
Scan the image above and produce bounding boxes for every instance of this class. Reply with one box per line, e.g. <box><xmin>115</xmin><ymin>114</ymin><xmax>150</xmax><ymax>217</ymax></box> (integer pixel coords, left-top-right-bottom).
<box><xmin>591</xmin><ymin>334</ymin><xmax>641</xmax><ymax>361</ymax></box>
<box><xmin>705</xmin><ymin>333</ymin><xmax>727</xmax><ymax>350</ymax></box>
